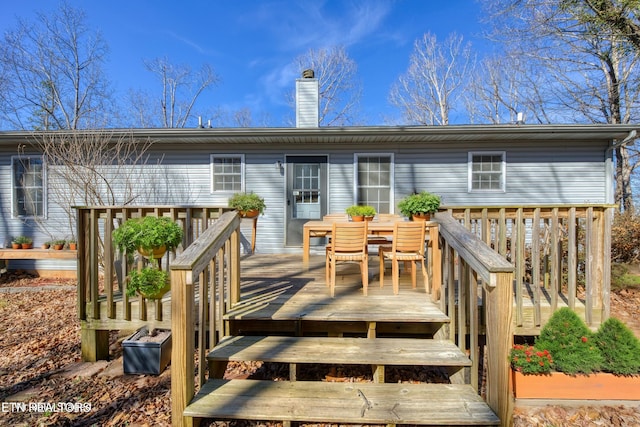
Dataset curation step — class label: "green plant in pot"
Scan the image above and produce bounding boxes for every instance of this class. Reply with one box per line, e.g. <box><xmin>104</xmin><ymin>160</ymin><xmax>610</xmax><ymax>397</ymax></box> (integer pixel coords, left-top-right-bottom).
<box><xmin>113</xmin><ymin>216</ymin><xmax>183</xmax><ymax>259</ymax></box>
<box><xmin>398</xmin><ymin>191</ymin><xmax>441</xmax><ymax>220</ymax></box>
<box><xmin>228</xmin><ymin>192</ymin><xmax>266</xmax><ymax>218</ymax></box>
<box><xmin>13</xmin><ymin>235</ymin><xmax>33</xmax><ymax>249</ymax></box>
<box><xmin>345</xmin><ymin>205</ymin><xmax>376</xmax><ymax>221</ymax></box>
<box><xmin>126</xmin><ymin>264</ymin><xmax>170</xmax><ymax>299</ymax></box>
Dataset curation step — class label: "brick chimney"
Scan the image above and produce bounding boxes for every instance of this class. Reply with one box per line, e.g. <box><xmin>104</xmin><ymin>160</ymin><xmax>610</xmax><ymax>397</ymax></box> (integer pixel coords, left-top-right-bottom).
<box><xmin>295</xmin><ymin>69</ymin><xmax>319</xmax><ymax>128</ymax></box>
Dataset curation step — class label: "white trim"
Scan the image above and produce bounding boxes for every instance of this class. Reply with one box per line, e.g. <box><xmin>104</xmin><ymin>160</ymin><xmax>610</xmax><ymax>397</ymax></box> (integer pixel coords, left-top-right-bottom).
<box><xmin>354</xmin><ymin>153</ymin><xmax>395</xmax><ymax>213</ymax></box>
<box><xmin>468</xmin><ymin>151</ymin><xmax>506</xmax><ymax>193</ymax></box>
<box><xmin>11</xmin><ymin>154</ymin><xmax>47</xmax><ymax>219</ymax></box>
<box><xmin>210</xmin><ymin>154</ymin><xmax>245</xmax><ymax>193</ymax></box>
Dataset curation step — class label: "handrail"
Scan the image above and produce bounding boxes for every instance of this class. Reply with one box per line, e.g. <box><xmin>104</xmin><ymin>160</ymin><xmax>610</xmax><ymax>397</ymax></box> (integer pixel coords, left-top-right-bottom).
<box><xmin>75</xmin><ymin>205</ymin><xmax>234</xmax><ymax>361</ymax></box>
<box><xmin>436</xmin><ymin>212</ymin><xmax>514</xmax><ymax>426</ymax></box>
<box><xmin>443</xmin><ymin>205</ymin><xmax>614</xmax><ymax>333</ymax></box>
<box><xmin>170</xmin><ymin>211</ymin><xmax>241</xmax><ymax>427</ymax></box>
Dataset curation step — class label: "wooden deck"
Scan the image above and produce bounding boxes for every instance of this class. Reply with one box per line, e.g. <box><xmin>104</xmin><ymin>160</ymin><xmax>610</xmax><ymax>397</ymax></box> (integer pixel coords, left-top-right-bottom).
<box><xmin>184</xmin><ymin>253</ymin><xmax>499</xmax><ymax>426</ymax></box>
<box><xmin>222</xmin><ymin>253</ymin><xmax>446</xmax><ymax>338</ymax></box>
<box><xmin>85</xmin><ymin>252</ymin><xmax>588</xmax><ymax>336</ymax></box>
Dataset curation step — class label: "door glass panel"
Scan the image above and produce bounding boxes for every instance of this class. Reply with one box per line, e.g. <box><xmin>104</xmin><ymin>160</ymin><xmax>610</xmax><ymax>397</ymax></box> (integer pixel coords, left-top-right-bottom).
<box><xmin>293</xmin><ymin>163</ymin><xmax>321</xmax><ymax>219</ymax></box>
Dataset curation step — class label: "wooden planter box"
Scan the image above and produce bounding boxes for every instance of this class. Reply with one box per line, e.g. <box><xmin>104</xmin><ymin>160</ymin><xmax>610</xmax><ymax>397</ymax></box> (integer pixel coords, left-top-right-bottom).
<box><xmin>123</xmin><ymin>327</ymin><xmax>172</xmax><ymax>375</ymax></box>
<box><xmin>512</xmin><ymin>370</ymin><xmax>640</xmax><ymax>400</ymax></box>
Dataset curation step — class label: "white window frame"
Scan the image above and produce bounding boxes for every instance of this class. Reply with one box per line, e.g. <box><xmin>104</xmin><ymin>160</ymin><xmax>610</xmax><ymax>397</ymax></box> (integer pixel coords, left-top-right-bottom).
<box><xmin>11</xmin><ymin>155</ymin><xmax>47</xmax><ymax>219</ymax></box>
<box><xmin>210</xmin><ymin>154</ymin><xmax>245</xmax><ymax>193</ymax></box>
<box><xmin>354</xmin><ymin>153</ymin><xmax>395</xmax><ymax>213</ymax></box>
<box><xmin>468</xmin><ymin>151</ymin><xmax>506</xmax><ymax>192</ymax></box>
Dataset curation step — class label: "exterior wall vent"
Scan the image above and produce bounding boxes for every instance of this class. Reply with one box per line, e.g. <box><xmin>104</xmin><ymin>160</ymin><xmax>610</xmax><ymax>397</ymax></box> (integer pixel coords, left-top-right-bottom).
<box><xmin>296</xmin><ymin>70</ymin><xmax>319</xmax><ymax>128</ymax></box>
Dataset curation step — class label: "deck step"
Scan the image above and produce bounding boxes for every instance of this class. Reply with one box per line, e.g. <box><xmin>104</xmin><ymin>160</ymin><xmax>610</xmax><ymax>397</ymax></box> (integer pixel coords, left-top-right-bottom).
<box><xmin>208</xmin><ymin>335</ymin><xmax>471</xmax><ymax>367</ymax></box>
<box><xmin>184</xmin><ymin>379</ymin><xmax>500</xmax><ymax>425</ymax></box>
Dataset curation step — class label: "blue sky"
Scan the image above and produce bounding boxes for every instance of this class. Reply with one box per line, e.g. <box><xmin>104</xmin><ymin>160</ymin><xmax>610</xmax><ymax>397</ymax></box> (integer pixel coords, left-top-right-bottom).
<box><xmin>0</xmin><ymin>1</ymin><xmax>487</xmax><ymax>127</ymax></box>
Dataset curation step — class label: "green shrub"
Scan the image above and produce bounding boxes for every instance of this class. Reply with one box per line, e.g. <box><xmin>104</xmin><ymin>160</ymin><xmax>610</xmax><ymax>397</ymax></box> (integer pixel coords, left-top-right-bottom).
<box><xmin>611</xmin><ymin>263</ymin><xmax>640</xmax><ymax>290</ymax></box>
<box><xmin>593</xmin><ymin>317</ymin><xmax>640</xmax><ymax>375</ymax></box>
<box><xmin>535</xmin><ymin>307</ymin><xmax>603</xmax><ymax>374</ymax></box>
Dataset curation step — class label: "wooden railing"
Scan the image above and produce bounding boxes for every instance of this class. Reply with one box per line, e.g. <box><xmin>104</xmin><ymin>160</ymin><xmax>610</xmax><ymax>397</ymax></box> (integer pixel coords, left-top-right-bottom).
<box><xmin>436</xmin><ymin>212</ymin><xmax>514</xmax><ymax>425</ymax></box>
<box><xmin>443</xmin><ymin>205</ymin><xmax>614</xmax><ymax>334</ymax></box>
<box><xmin>75</xmin><ymin>205</ymin><xmax>234</xmax><ymax>361</ymax></box>
<box><xmin>170</xmin><ymin>211</ymin><xmax>241</xmax><ymax>427</ymax></box>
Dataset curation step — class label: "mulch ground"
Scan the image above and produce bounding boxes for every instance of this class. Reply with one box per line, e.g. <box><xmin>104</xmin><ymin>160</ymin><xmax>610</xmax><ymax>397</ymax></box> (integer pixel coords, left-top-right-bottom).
<box><xmin>1</xmin><ymin>271</ymin><xmax>640</xmax><ymax>426</ymax></box>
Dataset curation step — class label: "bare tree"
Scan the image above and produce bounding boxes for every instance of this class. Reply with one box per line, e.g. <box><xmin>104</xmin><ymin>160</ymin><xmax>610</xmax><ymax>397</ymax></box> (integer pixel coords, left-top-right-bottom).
<box><xmin>22</xmin><ymin>130</ymin><xmax>196</xmax><ymax>240</ymax></box>
<box><xmin>290</xmin><ymin>46</ymin><xmax>362</xmax><ymax>126</ymax></box>
<box><xmin>129</xmin><ymin>57</ymin><xmax>219</xmax><ymax>128</ymax></box>
<box><xmin>389</xmin><ymin>32</ymin><xmax>474</xmax><ymax>125</ymax></box>
<box><xmin>483</xmin><ymin>0</ymin><xmax>640</xmax><ymax>211</ymax></box>
<box><xmin>0</xmin><ymin>2</ymin><xmax>113</xmax><ymax>130</ymax></box>
<box><xmin>466</xmin><ymin>55</ymin><xmax>529</xmax><ymax>124</ymax></box>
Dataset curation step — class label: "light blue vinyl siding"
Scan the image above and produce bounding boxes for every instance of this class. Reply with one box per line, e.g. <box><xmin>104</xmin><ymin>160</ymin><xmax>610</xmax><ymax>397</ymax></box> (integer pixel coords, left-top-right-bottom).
<box><xmin>0</xmin><ymin>131</ymin><xmax>616</xmax><ymax>259</ymax></box>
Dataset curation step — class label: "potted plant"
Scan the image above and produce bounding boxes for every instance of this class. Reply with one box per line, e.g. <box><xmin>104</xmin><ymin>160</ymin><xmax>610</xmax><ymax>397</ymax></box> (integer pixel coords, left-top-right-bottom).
<box><xmin>52</xmin><ymin>239</ymin><xmax>66</xmax><ymax>250</ymax></box>
<box><xmin>510</xmin><ymin>308</ymin><xmax>640</xmax><ymax>400</ymax></box>
<box><xmin>228</xmin><ymin>192</ymin><xmax>266</xmax><ymax>218</ymax></box>
<box><xmin>398</xmin><ymin>191</ymin><xmax>441</xmax><ymax>220</ymax></box>
<box><xmin>126</xmin><ymin>264</ymin><xmax>171</xmax><ymax>300</ymax></box>
<box><xmin>68</xmin><ymin>239</ymin><xmax>77</xmax><ymax>250</ymax></box>
<box><xmin>41</xmin><ymin>241</ymin><xmax>51</xmax><ymax>250</ymax></box>
<box><xmin>13</xmin><ymin>236</ymin><xmax>33</xmax><ymax>249</ymax></box>
<box><xmin>113</xmin><ymin>216</ymin><xmax>183</xmax><ymax>259</ymax></box>
<box><xmin>345</xmin><ymin>205</ymin><xmax>376</xmax><ymax>221</ymax></box>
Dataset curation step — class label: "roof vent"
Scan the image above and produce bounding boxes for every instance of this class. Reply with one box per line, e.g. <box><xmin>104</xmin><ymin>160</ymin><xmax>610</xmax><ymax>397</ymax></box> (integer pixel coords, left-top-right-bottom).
<box><xmin>302</xmin><ymin>69</ymin><xmax>315</xmax><ymax>79</ymax></box>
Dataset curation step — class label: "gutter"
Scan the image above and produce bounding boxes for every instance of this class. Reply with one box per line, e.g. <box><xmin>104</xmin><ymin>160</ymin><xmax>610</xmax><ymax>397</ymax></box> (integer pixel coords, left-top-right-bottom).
<box><xmin>608</xmin><ymin>129</ymin><xmax>637</xmax><ymax>151</ymax></box>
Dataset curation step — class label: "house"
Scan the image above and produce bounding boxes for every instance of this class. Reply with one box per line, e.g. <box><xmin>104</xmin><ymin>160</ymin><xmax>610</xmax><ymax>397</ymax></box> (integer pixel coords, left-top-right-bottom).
<box><xmin>0</xmin><ymin>73</ymin><xmax>637</xmax><ymax>274</ymax></box>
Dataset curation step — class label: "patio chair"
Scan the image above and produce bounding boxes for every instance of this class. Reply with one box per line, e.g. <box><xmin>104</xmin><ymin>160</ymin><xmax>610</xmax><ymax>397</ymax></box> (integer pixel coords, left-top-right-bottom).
<box><xmin>325</xmin><ymin>221</ymin><xmax>369</xmax><ymax>297</ymax></box>
<box><xmin>378</xmin><ymin>221</ymin><xmax>429</xmax><ymax>295</ymax></box>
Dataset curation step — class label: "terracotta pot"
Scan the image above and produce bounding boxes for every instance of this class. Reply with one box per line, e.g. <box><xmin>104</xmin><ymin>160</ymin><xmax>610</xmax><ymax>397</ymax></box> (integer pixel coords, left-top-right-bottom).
<box><xmin>11</xmin><ymin>243</ymin><xmax>21</xmax><ymax>249</ymax></box>
<box><xmin>350</xmin><ymin>215</ymin><xmax>365</xmax><ymax>222</ymax></box>
<box><xmin>41</xmin><ymin>244</ymin><xmax>50</xmax><ymax>250</ymax></box>
<box><xmin>69</xmin><ymin>243</ymin><xmax>77</xmax><ymax>250</ymax></box>
<box><xmin>512</xmin><ymin>370</ymin><xmax>640</xmax><ymax>400</ymax></box>
<box><xmin>21</xmin><ymin>243</ymin><xmax>32</xmax><ymax>249</ymax></box>
<box><xmin>411</xmin><ymin>213</ymin><xmax>431</xmax><ymax>221</ymax></box>
<box><xmin>53</xmin><ymin>244</ymin><xmax>64</xmax><ymax>250</ymax></box>
<box><xmin>364</xmin><ymin>216</ymin><xmax>374</xmax><ymax>221</ymax></box>
<box><xmin>239</xmin><ymin>209</ymin><xmax>260</xmax><ymax>218</ymax></box>
<box><xmin>138</xmin><ymin>245</ymin><xmax>167</xmax><ymax>260</ymax></box>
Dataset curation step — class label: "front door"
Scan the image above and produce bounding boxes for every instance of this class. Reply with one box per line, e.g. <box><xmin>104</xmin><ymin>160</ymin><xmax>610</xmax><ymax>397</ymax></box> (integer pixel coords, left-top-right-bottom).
<box><xmin>285</xmin><ymin>155</ymin><xmax>328</xmax><ymax>246</ymax></box>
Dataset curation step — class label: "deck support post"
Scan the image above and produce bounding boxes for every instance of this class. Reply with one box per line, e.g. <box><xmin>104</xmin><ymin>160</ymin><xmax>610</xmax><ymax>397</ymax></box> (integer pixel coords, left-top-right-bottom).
<box><xmin>80</xmin><ymin>328</ymin><xmax>109</xmax><ymax>362</ymax></box>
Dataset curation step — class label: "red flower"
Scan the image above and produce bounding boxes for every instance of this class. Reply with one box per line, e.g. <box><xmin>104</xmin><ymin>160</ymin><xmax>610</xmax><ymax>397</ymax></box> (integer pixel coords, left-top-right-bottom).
<box><xmin>581</xmin><ymin>336</ymin><xmax>588</xmax><ymax>343</ymax></box>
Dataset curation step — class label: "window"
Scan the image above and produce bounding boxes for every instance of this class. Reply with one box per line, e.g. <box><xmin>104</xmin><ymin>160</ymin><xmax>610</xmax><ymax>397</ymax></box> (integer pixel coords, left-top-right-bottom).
<box><xmin>355</xmin><ymin>154</ymin><xmax>393</xmax><ymax>213</ymax></box>
<box><xmin>12</xmin><ymin>155</ymin><xmax>45</xmax><ymax>218</ymax></box>
<box><xmin>210</xmin><ymin>155</ymin><xmax>244</xmax><ymax>192</ymax></box>
<box><xmin>468</xmin><ymin>152</ymin><xmax>505</xmax><ymax>192</ymax></box>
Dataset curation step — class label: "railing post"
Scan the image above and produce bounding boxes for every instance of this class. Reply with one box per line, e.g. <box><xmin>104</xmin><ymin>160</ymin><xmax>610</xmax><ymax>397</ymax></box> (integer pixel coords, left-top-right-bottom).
<box><xmin>485</xmin><ymin>271</ymin><xmax>514</xmax><ymax>427</ymax></box>
<box><xmin>171</xmin><ymin>269</ymin><xmax>195</xmax><ymax>427</ymax></box>
<box><xmin>231</xmin><ymin>227</ymin><xmax>241</xmax><ymax>304</ymax></box>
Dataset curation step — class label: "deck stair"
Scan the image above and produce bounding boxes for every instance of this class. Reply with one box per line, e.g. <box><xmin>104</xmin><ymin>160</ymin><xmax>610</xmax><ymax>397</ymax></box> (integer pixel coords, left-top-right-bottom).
<box><xmin>184</xmin><ymin>334</ymin><xmax>500</xmax><ymax>425</ymax></box>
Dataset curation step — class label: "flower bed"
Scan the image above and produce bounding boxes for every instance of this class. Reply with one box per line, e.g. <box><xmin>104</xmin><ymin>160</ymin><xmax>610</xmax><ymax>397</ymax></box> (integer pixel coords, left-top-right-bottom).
<box><xmin>511</xmin><ymin>307</ymin><xmax>640</xmax><ymax>400</ymax></box>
